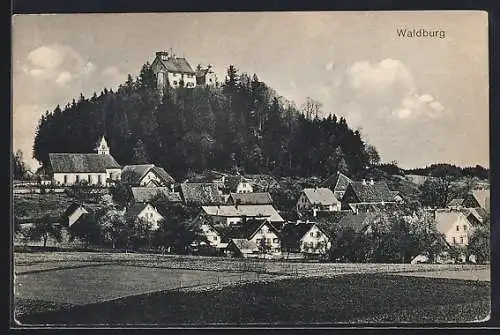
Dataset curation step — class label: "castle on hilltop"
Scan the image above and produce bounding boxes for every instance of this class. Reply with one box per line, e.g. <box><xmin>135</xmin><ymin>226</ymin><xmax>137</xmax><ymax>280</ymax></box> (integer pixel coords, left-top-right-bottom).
<box><xmin>151</xmin><ymin>51</ymin><xmax>217</xmax><ymax>92</ymax></box>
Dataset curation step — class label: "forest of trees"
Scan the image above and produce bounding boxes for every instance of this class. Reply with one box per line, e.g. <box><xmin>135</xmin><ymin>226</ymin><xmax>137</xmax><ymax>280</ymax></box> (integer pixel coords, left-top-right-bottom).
<box><xmin>32</xmin><ymin>63</ymin><xmax>372</xmax><ymax>180</ymax></box>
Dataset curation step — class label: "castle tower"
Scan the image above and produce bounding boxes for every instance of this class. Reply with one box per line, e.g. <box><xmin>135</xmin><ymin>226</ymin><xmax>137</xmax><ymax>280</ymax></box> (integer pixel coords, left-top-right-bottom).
<box><xmin>97</xmin><ymin>136</ymin><xmax>110</xmax><ymax>155</ymax></box>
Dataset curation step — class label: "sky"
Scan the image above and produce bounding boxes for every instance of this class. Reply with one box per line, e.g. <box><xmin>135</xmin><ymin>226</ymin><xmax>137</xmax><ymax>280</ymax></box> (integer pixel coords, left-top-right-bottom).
<box><xmin>12</xmin><ymin>11</ymin><xmax>489</xmax><ymax>171</ymax></box>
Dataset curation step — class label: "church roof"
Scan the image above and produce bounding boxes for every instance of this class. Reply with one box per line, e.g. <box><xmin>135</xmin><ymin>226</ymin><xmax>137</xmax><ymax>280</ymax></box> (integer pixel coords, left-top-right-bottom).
<box><xmin>49</xmin><ymin>153</ymin><xmax>121</xmax><ymax>173</ymax></box>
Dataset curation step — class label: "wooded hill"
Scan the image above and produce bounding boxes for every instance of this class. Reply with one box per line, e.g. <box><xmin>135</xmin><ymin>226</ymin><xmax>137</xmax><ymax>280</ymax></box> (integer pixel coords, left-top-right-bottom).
<box><xmin>33</xmin><ymin>64</ymin><xmax>373</xmax><ymax>180</ymax></box>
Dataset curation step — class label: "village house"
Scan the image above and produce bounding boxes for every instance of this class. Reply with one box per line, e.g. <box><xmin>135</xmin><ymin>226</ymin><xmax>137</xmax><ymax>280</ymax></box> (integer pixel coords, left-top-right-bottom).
<box><xmin>179</xmin><ymin>182</ymin><xmax>224</xmax><ymax>206</ymax></box>
<box><xmin>222</xmin><ymin>175</ymin><xmax>254</xmax><ymax>194</ymax></box>
<box><xmin>296</xmin><ymin>187</ymin><xmax>341</xmax><ymax>217</ymax></box>
<box><xmin>121</xmin><ymin>164</ymin><xmax>175</xmax><ymax>188</ymax></box>
<box><xmin>152</xmin><ymin>51</ymin><xmax>197</xmax><ymax>90</ymax></box>
<box><xmin>130</xmin><ymin>187</ymin><xmax>182</xmax><ymax>204</ymax></box>
<box><xmin>199</xmin><ymin>204</ymin><xmax>285</xmax><ymax>226</ymax></box>
<box><xmin>60</xmin><ymin>202</ymin><xmax>97</xmax><ymax>228</ymax></box>
<box><xmin>125</xmin><ymin>203</ymin><xmax>164</xmax><ymax>231</ymax></box>
<box><xmin>227</xmin><ymin>192</ymin><xmax>274</xmax><ymax>205</ymax></box>
<box><xmin>446</xmin><ymin>190</ymin><xmax>490</xmax><ymax>212</ymax></box>
<box><xmin>48</xmin><ymin>136</ymin><xmax>121</xmax><ymax>186</ymax></box>
<box><xmin>434</xmin><ymin>210</ymin><xmax>473</xmax><ymax>248</ymax></box>
<box><xmin>195</xmin><ymin>64</ymin><xmax>218</xmax><ymax>86</ymax></box>
<box><xmin>341</xmin><ymin>179</ymin><xmax>397</xmax><ymax>213</ymax></box>
<box><xmin>220</xmin><ymin>220</ymin><xmax>282</xmax><ymax>258</ymax></box>
<box><xmin>320</xmin><ymin>171</ymin><xmax>353</xmax><ymax>200</ymax></box>
<box><xmin>281</xmin><ymin>221</ymin><xmax>331</xmax><ymax>256</ymax></box>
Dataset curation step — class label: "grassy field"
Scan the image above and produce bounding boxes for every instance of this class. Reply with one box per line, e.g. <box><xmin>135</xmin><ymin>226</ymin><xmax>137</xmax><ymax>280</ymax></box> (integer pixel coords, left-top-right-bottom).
<box><xmin>13</xmin><ymin>252</ymin><xmax>491</xmax><ymax>326</ymax></box>
<box><xmin>17</xmin><ymin>274</ymin><xmax>490</xmax><ymax>325</ymax></box>
<box><xmin>13</xmin><ymin>193</ymin><xmax>75</xmax><ymax>220</ymax></box>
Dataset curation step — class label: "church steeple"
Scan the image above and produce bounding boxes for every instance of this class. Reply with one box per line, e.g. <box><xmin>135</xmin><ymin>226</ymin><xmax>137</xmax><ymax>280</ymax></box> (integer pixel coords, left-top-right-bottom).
<box><xmin>97</xmin><ymin>136</ymin><xmax>110</xmax><ymax>155</ymax></box>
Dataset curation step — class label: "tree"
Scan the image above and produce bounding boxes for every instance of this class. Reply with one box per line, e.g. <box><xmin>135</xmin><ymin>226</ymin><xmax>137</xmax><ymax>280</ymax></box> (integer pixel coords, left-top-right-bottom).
<box><xmin>99</xmin><ymin>210</ymin><xmax>127</xmax><ymax>249</ymax></box>
<box><xmin>12</xmin><ymin>149</ymin><xmax>29</xmax><ymax>180</ymax></box>
<box><xmin>468</xmin><ymin>215</ymin><xmax>490</xmax><ymax>264</ymax></box>
<box><xmin>109</xmin><ymin>182</ymin><xmax>133</xmax><ymax>209</ymax></box>
<box><xmin>301</xmin><ymin>97</ymin><xmax>323</xmax><ymax>120</ymax></box>
<box><xmin>28</xmin><ymin>215</ymin><xmax>62</xmax><ymax>247</ymax></box>
<box><xmin>365</xmin><ymin>144</ymin><xmax>381</xmax><ymax>166</ymax></box>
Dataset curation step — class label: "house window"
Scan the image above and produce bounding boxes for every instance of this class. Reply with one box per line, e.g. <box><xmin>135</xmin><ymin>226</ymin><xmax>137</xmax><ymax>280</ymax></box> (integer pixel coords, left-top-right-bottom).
<box><xmin>273</xmin><ymin>238</ymin><xmax>279</xmax><ymax>243</ymax></box>
<box><xmin>460</xmin><ymin>237</ymin><xmax>464</xmax><ymax>244</ymax></box>
<box><xmin>64</xmin><ymin>175</ymin><xmax>68</xmax><ymax>184</ymax></box>
<box><xmin>456</xmin><ymin>225</ymin><xmax>460</xmax><ymax>232</ymax></box>
<box><xmin>256</xmin><ymin>239</ymin><xmax>261</xmax><ymax>244</ymax></box>
<box><xmin>452</xmin><ymin>237</ymin><xmax>456</xmax><ymax>244</ymax></box>
<box><xmin>98</xmin><ymin>175</ymin><xmax>102</xmax><ymax>184</ymax></box>
<box><xmin>463</xmin><ymin>225</ymin><xmax>467</xmax><ymax>231</ymax></box>
<box><xmin>76</xmin><ymin>175</ymin><xmax>80</xmax><ymax>183</ymax></box>
<box><xmin>173</xmin><ymin>81</ymin><xmax>178</xmax><ymax>85</ymax></box>
<box><xmin>316</xmin><ymin>231</ymin><xmax>321</xmax><ymax>237</ymax></box>
<box><xmin>310</xmin><ymin>232</ymin><xmax>314</xmax><ymax>237</ymax></box>
<box><xmin>266</xmin><ymin>238</ymin><xmax>271</xmax><ymax>245</ymax></box>
<box><xmin>88</xmin><ymin>175</ymin><xmax>92</xmax><ymax>183</ymax></box>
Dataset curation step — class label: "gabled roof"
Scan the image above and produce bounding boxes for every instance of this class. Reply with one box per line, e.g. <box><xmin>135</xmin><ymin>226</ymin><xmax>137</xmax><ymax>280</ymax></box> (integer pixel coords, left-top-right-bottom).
<box><xmin>281</xmin><ymin>222</ymin><xmax>315</xmax><ymax>242</ymax></box>
<box><xmin>155</xmin><ymin>55</ymin><xmax>196</xmax><ymax>74</ymax></box>
<box><xmin>338</xmin><ymin>213</ymin><xmax>370</xmax><ymax>232</ymax></box>
<box><xmin>464</xmin><ymin>207</ymin><xmax>489</xmax><ymax>225</ymax></box>
<box><xmin>201</xmin><ymin>205</ymin><xmax>284</xmax><ymax>222</ymax></box>
<box><xmin>131</xmin><ymin>187</ymin><xmax>182</xmax><ymax>203</ymax></box>
<box><xmin>302</xmin><ymin>188</ymin><xmax>338</xmax><ymax>206</ymax></box>
<box><xmin>228</xmin><ymin>192</ymin><xmax>273</xmax><ymax>205</ymax></box>
<box><xmin>345</xmin><ymin>181</ymin><xmax>395</xmax><ymax>203</ymax></box>
<box><xmin>125</xmin><ymin>203</ymin><xmax>160</xmax><ymax>221</ymax></box>
<box><xmin>227</xmin><ymin>239</ymin><xmax>259</xmax><ymax>253</ymax></box>
<box><xmin>180</xmin><ymin>183</ymin><xmax>224</xmax><ymax>205</ymax></box>
<box><xmin>434</xmin><ymin>211</ymin><xmax>470</xmax><ymax>235</ymax></box>
<box><xmin>320</xmin><ymin>172</ymin><xmax>353</xmax><ymax>191</ymax></box>
<box><xmin>212</xmin><ymin>221</ymin><xmax>279</xmax><ymax>242</ymax></box>
<box><xmin>121</xmin><ymin>164</ymin><xmax>175</xmax><ymax>186</ymax></box>
<box><xmin>471</xmin><ymin>190</ymin><xmax>490</xmax><ymax>210</ymax></box>
<box><xmin>49</xmin><ymin>153</ymin><xmax>120</xmax><ymax>173</ymax></box>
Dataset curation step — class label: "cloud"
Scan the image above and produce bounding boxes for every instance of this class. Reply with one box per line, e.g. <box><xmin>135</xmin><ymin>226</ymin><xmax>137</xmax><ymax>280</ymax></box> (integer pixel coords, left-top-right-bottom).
<box><xmin>345</xmin><ymin>58</ymin><xmax>446</xmax><ymax>121</ymax></box>
<box><xmin>325</xmin><ymin>62</ymin><xmax>334</xmax><ymax>71</ymax></box>
<box><xmin>55</xmin><ymin>71</ymin><xmax>73</xmax><ymax>86</ymax></box>
<box><xmin>23</xmin><ymin>44</ymin><xmax>98</xmax><ymax>83</ymax></box>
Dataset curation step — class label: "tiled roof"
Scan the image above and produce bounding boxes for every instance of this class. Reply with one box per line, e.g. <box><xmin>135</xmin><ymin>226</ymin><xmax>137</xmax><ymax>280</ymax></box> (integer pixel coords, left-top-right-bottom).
<box><xmin>180</xmin><ymin>183</ymin><xmax>224</xmax><ymax>205</ymax></box>
<box><xmin>228</xmin><ymin>192</ymin><xmax>273</xmax><ymax>205</ymax></box>
<box><xmin>320</xmin><ymin>172</ymin><xmax>353</xmax><ymax>191</ymax></box>
<box><xmin>49</xmin><ymin>153</ymin><xmax>120</xmax><ymax>173</ymax></box>
<box><xmin>125</xmin><ymin>203</ymin><xmax>149</xmax><ymax>221</ymax></box>
<box><xmin>302</xmin><ymin>188</ymin><xmax>338</xmax><ymax>206</ymax></box>
<box><xmin>338</xmin><ymin>213</ymin><xmax>370</xmax><ymax>232</ymax></box>
<box><xmin>131</xmin><ymin>187</ymin><xmax>181</xmax><ymax>203</ymax></box>
<box><xmin>281</xmin><ymin>222</ymin><xmax>315</xmax><ymax>249</ymax></box>
<box><xmin>158</xmin><ymin>56</ymin><xmax>195</xmax><ymax>74</ymax></box>
<box><xmin>227</xmin><ymin>239</ymin><xmax>259</xmax><ymax>254</ymax></box>
<box><xmin>121</xmin><ymin>164</ymin><xmax>175</xmax><ymax>186</ymax></box>
<box><xmin>471</xmin><ymin>190</ymin><xmax>490</xmax><ymax>210</ymax></box>
<box><xmin>201</xmin><ymin>205</ymin><xmax>284</xmax><ymax>222</ymax></box>
<box><xmin>346</xmin><ymin>181</ymin><xmax>395</xmax><ymax>203</ymax></box>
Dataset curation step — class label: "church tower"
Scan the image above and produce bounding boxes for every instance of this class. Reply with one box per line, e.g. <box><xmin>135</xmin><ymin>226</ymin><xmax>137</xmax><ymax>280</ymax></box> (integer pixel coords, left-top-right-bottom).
<box><xmin>97</xmin><ymin>136</ymin><xmax>110</xmax><ymax>155</ymax></box>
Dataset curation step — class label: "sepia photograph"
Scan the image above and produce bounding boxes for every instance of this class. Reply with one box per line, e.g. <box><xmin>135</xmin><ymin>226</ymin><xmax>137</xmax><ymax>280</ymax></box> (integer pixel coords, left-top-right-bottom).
<box><xmin>11</xmin><ymin>11</ymin><xmax>490</xmax><ymax>326</ymax></box>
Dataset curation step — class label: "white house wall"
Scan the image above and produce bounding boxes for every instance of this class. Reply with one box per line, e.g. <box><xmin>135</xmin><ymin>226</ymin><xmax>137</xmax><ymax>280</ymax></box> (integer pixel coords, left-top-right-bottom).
<box><xmin>236</xmin><ymin>182</ymin><xmax>253</xmax><ymax>193</ymax></box>
<box><xmin>137</xmin><ymin>205</ymin><xmax>164</xmax><ymax>230</ymax></box>
<box><xmin>300</xmin><ymin>225</ymin><xmax>331</xmax><ymax>254</ymax></box>
<box><xmin>443</xmin><ymin>214</ymin><xmax>472</xmax><ymax>247</ymax></box>
<box><xmin>54</xmin><ymin>173</ymin><xmax>107</xmax><ymax>186</ymax></box>
<box><xmin>249</xmin><ymin>224</ymin><xmax>281</xmax><ymax>253</ymax></box>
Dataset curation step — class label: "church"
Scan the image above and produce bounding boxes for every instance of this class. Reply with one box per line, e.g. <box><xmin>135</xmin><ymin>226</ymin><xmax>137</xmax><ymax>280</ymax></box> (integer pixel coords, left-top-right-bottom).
<box><xmin>48</xmin><ymin>136</ymin><xmax>122</xmax><ymax>186</ymax></box>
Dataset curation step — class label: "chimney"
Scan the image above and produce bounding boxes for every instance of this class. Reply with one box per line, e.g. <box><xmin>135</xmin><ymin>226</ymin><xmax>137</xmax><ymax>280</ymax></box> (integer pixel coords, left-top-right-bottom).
<box><xmin>369</xmin><ymin>178</ymin><xmax>374</xmax><ymax>186</ymax></box>
<box><xmin>362</xmin><ymin>179</ymin><xmax>367</xmax><ymax>186</ymax></box>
